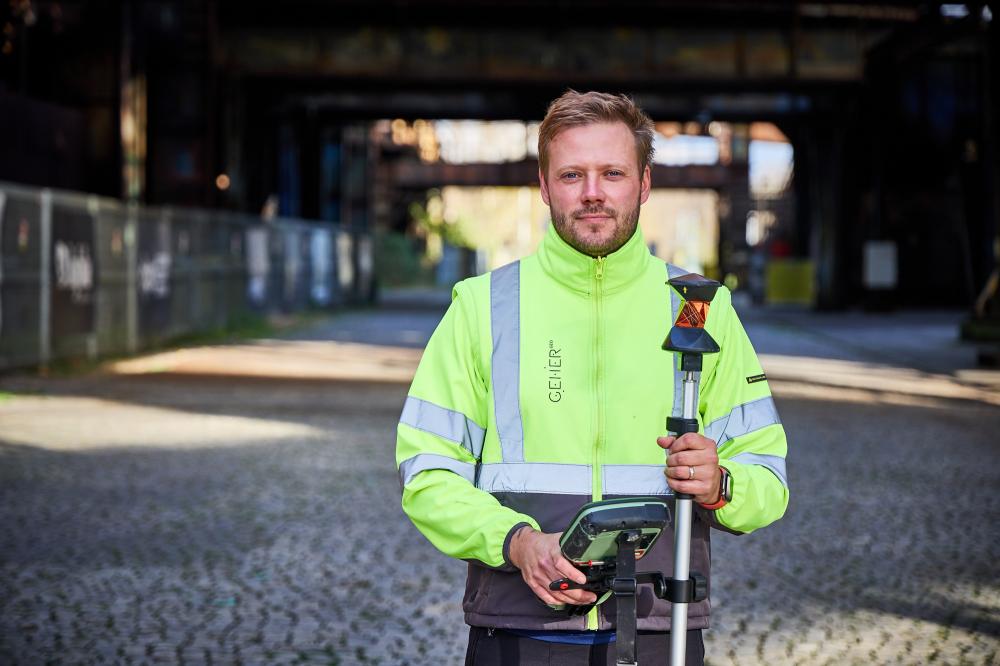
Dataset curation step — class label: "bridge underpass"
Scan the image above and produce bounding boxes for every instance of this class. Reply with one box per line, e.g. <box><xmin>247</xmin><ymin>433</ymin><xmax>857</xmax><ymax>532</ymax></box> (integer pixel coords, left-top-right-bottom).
<box><xmin>210</xmin><ymin>2</ymin><xmax>996</xmax><ymax>311</ymax></box>
<box><xmin>4</xmin><ymin>1</ymin><xmax>995</xmax><ymax>310</ymax></box>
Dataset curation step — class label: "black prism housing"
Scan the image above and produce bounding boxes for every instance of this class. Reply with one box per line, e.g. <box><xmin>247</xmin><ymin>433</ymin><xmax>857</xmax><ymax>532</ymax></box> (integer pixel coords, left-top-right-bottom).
<box><xmin>668</xmin><ymin>273</ymin><xmax>721</xmax><ymax>302</ymax></box>
<box><xmin>662</xmin><ymin>327</ymin><xmax>720</xmax><ymax>354</ymax></box>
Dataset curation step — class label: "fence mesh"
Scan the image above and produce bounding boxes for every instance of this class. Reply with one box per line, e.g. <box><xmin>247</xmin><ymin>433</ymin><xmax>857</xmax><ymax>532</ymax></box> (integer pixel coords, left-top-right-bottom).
<box><xmin>0</xmin><ymin>182</ymin><xmax>373</xmax><ymax>371</ymax></box>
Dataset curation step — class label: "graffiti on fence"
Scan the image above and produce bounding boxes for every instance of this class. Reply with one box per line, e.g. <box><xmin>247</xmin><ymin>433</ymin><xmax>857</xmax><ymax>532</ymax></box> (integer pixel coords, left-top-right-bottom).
<box><xmin>53</xmin><ymin>240</ymin><xmax>94</xmax><ymax>303</ymax></box>
<box><xmin>138</xmin><ymin>252</ymin><xmax>171</xmax><ymax>298</ymax></box>
<box><xmin>138</xmin><ymin>218</ymin><xmax>172</xmax><ymax>336</ymax></box>
<box><xmin>51</xmin><ymin>208</ymin><xmax>95</xmax><ymax>335</ymax></box>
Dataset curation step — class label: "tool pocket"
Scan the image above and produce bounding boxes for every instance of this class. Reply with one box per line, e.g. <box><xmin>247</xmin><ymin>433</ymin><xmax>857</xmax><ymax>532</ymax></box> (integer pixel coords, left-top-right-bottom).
<box><xmin>463</xmin><ymin>563</ymin><xmax>496</xmax><ymax>613</ymax></box>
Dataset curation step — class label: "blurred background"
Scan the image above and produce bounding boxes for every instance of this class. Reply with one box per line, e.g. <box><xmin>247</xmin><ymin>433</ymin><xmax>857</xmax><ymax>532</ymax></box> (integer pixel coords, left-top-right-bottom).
<box><xmin>0</xmin><ymin>0</ymin><xmax>998</xmax><ymax>367</ymax></box>
<box><xmin>1</xmin><ymin>2</ymin><xmax>999</xmax><ymax>665</ymax></box>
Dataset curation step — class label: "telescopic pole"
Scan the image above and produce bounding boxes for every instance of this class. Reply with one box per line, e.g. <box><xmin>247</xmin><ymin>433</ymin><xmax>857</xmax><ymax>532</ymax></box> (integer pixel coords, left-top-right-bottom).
<box><xmin>662</xmin><ymin>273</ymin><xmax>721</xmax><ymax>665</ymax></box>
<box><xmin>669</xmin><ymin>360</ymin><xmax>701</xmax><ymax>665</ymax></box>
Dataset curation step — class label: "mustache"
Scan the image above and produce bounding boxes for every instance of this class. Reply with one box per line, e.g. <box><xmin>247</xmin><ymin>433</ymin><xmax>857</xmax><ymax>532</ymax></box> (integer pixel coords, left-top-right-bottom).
<box><xmin>572</xmin><ymin>205</ymin><xmax>618</xmax><ymax>219</ymax></box>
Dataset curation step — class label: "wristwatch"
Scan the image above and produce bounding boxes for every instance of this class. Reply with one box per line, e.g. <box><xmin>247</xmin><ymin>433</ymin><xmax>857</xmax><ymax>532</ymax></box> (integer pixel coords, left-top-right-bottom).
<box><xmin>698</xmin><ymin>466</ymin><xmax>732</xmax><ymax>510</ymax></box>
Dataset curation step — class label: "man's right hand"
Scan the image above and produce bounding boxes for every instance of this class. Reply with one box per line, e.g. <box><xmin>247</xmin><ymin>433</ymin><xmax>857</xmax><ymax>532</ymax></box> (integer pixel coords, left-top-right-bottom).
<box><xmin>507</xmin><ymin>526</ymin><xmax>598</xmax><ymax>607</ymax></box>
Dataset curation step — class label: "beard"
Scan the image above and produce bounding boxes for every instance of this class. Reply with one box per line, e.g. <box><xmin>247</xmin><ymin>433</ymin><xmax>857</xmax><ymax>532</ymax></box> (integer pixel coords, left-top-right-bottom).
<box><xmin>550</xmin><ymin>195</ymin><xmax>642</xmax><ymax>257</ymax></box>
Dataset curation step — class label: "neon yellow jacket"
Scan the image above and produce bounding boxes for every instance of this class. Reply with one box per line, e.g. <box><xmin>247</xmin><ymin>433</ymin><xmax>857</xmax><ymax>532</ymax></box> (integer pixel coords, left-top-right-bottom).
<box><xmin>397</xmin><ymin>224</ymin><xmax>788</xmax><ymax>631</ymax></box>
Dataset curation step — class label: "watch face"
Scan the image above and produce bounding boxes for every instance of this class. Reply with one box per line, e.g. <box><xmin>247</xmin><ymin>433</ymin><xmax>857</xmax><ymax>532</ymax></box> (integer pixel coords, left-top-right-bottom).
<box><xmin>721</xmin><ymin>469</ymin><xmax>733</xmax><ymax>502</ymax></box>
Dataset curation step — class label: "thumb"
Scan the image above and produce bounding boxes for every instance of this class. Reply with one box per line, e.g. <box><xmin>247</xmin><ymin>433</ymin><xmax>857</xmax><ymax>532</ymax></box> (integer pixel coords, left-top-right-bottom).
<box><xmin>656</xmin><ymin>435</ymin><xmax>676</xmax><ymax>450</ymax></box>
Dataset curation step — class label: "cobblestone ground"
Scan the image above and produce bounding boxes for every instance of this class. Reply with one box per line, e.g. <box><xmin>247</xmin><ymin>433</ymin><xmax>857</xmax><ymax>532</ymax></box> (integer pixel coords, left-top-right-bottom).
<box><xmin>1</xmin><ymin>311</ymin><xmax>999</xmax><ymax>665</ymax></box>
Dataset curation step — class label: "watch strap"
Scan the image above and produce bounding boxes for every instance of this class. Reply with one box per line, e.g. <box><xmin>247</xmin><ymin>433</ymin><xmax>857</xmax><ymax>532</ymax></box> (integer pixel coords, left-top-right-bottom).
<box><xmin>698</xmin><ymin>496</ymin><xmax>727</xmax><ymax>511</ymax></box>
<box><xmin>698</xmin><ymin>467</ymin><xmax>731</xmax><ymax>510</ymax></box>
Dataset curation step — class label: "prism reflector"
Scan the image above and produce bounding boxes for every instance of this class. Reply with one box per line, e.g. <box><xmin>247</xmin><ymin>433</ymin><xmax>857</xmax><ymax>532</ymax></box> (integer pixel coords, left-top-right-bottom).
<box><xmin>676</xmin><ymin>301</ymin><xmax>710</xmax><ymax>328</ymax></box>
<box><xmin>662</xmin><ymin>273</ymin><xmax>721</xmax><ymax>354</ymax></box>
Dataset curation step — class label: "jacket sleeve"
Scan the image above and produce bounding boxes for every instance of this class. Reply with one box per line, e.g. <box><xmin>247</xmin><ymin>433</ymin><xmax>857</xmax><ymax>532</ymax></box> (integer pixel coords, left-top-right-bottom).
<box><xmin>698</xmin><ymin>287</ymin><xmax>789</xmax><ymax>534</ymax></box>
<box><xmin>396</xmin><ymin>281</ymin><xmax>540</xmax><ymax>569</ymax></box>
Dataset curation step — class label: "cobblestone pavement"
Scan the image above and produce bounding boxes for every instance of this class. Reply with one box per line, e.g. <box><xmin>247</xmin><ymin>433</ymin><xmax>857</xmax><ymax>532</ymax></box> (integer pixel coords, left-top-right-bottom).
<box><xmin>1</xmin><ymin>308</ymin><xmax>999</xmax><ymax>665</ymax></box>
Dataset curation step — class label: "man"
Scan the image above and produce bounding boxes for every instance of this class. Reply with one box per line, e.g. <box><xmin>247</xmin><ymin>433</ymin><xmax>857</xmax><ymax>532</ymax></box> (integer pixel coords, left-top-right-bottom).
<box><xmin>396</xmin><ymin>91</ymin><xmax>788</xmax><ymax>665</ymax></box>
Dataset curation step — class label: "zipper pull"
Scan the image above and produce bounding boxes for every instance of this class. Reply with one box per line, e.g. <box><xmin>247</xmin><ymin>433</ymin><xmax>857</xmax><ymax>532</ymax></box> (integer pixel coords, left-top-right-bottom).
<box><xmin>595</xmin><ymin>256</ymin><xmax>605</xmax><ymax>280</ymax></box>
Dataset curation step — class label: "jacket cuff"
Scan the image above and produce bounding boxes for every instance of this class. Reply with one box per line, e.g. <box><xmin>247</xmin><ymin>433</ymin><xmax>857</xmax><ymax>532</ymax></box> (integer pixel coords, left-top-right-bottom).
<box><xmin>502</xmin><ymin>521</ymin><xmax>533</xmax><ymax>570</ymax></box>
<box><xmin>464</xmin><ymin>521</ymin><xmax>536</xmax><ymax>572</ymax></box>
<box><xmin>698</xmin><ymin>505</ymin><xmax>744</xmax><ymax>535</ymax></box>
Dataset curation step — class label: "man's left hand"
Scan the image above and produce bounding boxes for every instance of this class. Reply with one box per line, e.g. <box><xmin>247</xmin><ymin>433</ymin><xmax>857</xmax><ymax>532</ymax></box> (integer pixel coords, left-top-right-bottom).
<box><xmin>657</xmin><ymin>433</ymin><xmax>721</xmax><ymax>505</ymax></box>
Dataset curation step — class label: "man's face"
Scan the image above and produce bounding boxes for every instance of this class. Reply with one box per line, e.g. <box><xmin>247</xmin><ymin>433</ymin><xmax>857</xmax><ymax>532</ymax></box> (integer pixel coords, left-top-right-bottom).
<box><xmin>540</xmin><ymin>121</ymin><xmax>651</xmax><ymax>257</ymax></box>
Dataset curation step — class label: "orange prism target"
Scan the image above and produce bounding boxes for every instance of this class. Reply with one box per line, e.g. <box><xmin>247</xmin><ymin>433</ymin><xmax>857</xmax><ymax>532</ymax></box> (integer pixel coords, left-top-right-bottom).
<box><xmin>675</xmin><ymin>301</ymin><xmax>710</xmax><ymax>328</ymax></box>
<box><xmin>662</xmin><ymin>272</ymin><xmax>721</xmax><ymax>354</ymax></box>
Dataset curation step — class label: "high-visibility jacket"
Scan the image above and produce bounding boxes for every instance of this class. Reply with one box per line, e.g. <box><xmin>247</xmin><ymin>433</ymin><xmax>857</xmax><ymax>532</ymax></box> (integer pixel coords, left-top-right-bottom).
<box><xmin>396</xmin><ymin>223</ymin><xmax>789</xmax><ymax>632</ymax></box>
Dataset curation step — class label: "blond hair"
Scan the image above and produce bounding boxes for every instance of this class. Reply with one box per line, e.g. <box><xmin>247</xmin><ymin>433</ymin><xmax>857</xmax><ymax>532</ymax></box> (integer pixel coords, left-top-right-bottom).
<box><xmin>538</xmin><ymin>90</ymin><xmax>655</xmax><ymax>174</ymax></box>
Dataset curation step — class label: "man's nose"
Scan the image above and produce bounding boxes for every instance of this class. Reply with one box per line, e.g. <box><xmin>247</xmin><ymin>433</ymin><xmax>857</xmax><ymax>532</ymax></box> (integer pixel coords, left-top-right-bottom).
<box><xmin>581</xmin><ymin>175</ymin><xmax>605</xmax><ymax>204</ymax></box>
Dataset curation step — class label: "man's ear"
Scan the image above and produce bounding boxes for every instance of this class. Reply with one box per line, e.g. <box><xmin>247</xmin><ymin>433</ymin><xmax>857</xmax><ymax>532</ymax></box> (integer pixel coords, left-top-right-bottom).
<box><xmin>639</xmin><ymin>165</ymin><xmax>651</xmax><ymax>205</ymax></box>
<box><xmin>539</xmin><ymin>168</ymin><xmax>551</xmax><ymax>206</ymax></box>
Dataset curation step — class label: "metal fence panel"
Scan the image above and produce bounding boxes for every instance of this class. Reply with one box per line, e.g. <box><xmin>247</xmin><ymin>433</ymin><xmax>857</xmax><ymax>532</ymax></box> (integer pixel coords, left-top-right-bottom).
<box><xmin>336</xmin><ymin>230</ymin><xmax>354</xmax><ymax>300</ymax></box>
<box><xmin>169</xmin><ymin>208</ymin><xmax>198</xmax><ymax>336</ymax></box>
<box><xmin>0</xmin><ymin>181</ymin><xmax>371</xmax><ymax>371</ymax></box>
<box><xmin>357</xmin><ymin>233</ymin><xmax>374</xmax><ymax>303</ymax></box>
<box><xmin>49</xmin><ymin>195</ymin><xmax>97</xmax><ymax>362</ymax></box>
<box><xmin>137</xmin><ymin>206</ymin><xmax>173</xmax><ymax>345</ymax></box>
<box><xmin>92</xmin><ymin>197</ymin><xmax>130</xmax><ymax>359</ymax></box>
<box><xmin>220</xmin><ymin>214</ymin><xmax>249</xmax><ymax>325</ymax></box>
<box><xmin>245</xmin><ymin>225</ymin><xmax>269</xmax><ymax>309</ymax></box>
<box><xmin>0</xmin><ymin>189</ymin><xmax>43</xmax><ymax>370</ymax></box>
<box><xmin>310</xmin><ymin>228</ymin><xmax>333</xmax><ymax>307</ymax></box>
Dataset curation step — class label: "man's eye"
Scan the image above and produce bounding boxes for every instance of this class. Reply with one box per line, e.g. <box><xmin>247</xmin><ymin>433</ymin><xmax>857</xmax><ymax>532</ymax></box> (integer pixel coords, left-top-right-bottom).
<box><xmin>607</xmin><ymin>170</ymin><xmax>624</xmax><ymax>177</ymax></box>
<box><xmin>562</xmin><ymin>172</ymin><xmax>580</xmax><ymax>180</ymax></box>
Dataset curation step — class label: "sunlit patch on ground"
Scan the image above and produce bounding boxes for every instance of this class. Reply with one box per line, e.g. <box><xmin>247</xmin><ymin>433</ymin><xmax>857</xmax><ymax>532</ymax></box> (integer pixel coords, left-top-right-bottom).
<box><xmin>0</xmin><ymin>396</ymin><xmax>327</xmax><ymax>451</ymax></box>
<box><xmin>106</xmin><ymin>340</ymin><xmax>423</xmax><ymax>384</ymax></box>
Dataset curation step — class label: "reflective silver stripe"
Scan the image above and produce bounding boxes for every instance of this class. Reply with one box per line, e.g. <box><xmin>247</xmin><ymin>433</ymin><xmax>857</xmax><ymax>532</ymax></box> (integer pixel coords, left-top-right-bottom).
<box><xmin>399</xmin><ymin>453</ymin><xmax>476</xmax><ymax>487</ymax></box>
<box><xmin>666</xmin><ymin>263</ymin><xmax>687</xmax><ymax>422</ymax></box>
<box><xmin>491</xmin><ymin>261</ymin><xmax>525</xmax><ymax>462</ymax></box>
<box><xmin>729</xmin><ymin>452</ymin><xmax>788</xmax><ymax>488</ymax></box>
<box><xmin>666</xmin><ymin>263</ymin><xmax>688</xmax><ymax>280</ymax></box>
<box><xmin>477</xmin><ymin>463</ymin><xmax>591</xmax><ymax>494</ymax></box>
<box><xmin>478</xmin><ymin>463</ymin><xmax>678</xmax><ymax>496</ymax></box>
<box><xmin>399</xmin><ymin>396</ymin><xmax>486</xmax><ymax>459</ymax></box>
<box><xmin>604</xmin><ymin>465</ymin><xmax>674</xmax><ymax>496</ymax></box>
<box><xmin>705</xmin><ymin>396</ymin><xmax>782</xmax><ymax>447</ymax></box>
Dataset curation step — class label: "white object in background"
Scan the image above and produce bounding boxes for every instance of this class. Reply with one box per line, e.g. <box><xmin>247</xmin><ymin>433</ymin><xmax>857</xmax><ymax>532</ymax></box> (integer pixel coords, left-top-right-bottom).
<box><xmin>246</xmin><ymin>228</ymin><xmax>269</xmax><ymax>304</ymax></box>
<box><xmin>310</xmin><ymin>229</ymin><xmax>332</xmax><ymax>305</ymax></box>
<box><xmin>337</xmin><ymin>231</ymin><xmax>354</xmax><ymax>288</ymax></box>
<box><xmin>863</xmin><ymin>240</ymin><xmax>897</xmax><ymax>290</ymax></box>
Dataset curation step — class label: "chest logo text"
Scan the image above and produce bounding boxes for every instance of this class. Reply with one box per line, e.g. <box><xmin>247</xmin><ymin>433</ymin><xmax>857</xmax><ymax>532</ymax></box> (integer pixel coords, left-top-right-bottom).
<box><xmin>547</xmin><ymin>340</ymin><xmax>563</xmax><ymax>402</ymax></box>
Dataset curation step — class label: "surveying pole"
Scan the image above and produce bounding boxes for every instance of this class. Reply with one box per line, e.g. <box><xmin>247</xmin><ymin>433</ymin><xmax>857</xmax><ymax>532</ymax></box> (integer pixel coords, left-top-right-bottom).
<box><xmin>662</xmin><ymin>273</ymin><xmax>721</xmax><ymax>665</ymax></box>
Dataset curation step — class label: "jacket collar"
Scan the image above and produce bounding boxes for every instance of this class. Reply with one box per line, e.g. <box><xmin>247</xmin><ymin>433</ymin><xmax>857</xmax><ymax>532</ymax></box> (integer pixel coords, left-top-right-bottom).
<box><xmin>536</xmin><ymin>222</ymin><xmax>652</xmax><ymax>294</ymax></box>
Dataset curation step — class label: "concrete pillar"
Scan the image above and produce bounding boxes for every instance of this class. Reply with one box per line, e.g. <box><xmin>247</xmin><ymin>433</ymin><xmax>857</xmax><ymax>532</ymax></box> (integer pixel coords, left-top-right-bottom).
<box><xmin>804</xmin><ymin>122</ymin><xmax>847</xmax><ymax>310</ymax></box>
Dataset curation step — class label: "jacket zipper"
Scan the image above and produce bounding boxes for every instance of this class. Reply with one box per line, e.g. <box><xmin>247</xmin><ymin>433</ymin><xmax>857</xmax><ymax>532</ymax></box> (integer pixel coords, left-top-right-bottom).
<box><xmin>587</xmin><ymin>256</ymin><xmax>606</xmax><ymax>632</ymax></box>
<box><xmin>592</xmin><ymin>255</ymin><xmax>605</xmax><ymax>502</ymax></box>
